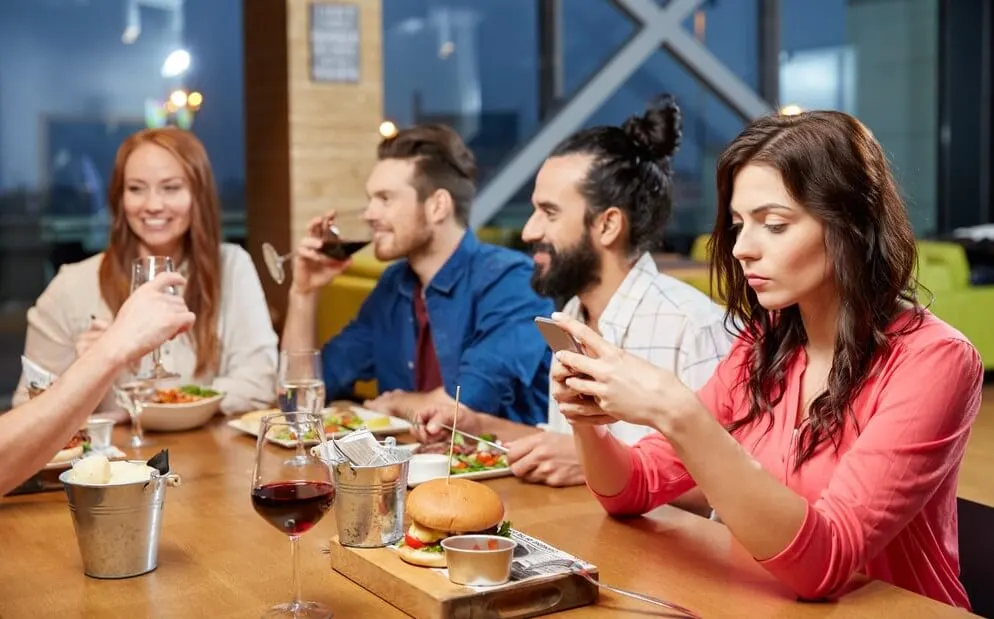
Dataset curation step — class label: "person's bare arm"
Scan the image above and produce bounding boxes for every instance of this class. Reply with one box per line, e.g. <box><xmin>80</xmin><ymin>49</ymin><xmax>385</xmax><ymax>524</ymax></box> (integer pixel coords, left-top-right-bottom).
<box><xmin>0</xmin><ymin>341</ymin><xmax>126</xmax><ymax>495</ymax></box>
<box><xmin>281</xmin><ymin>213</ymin><xmax>351</xmax><ymax>352</ymax></box>
<box><xmin>281</xmin><ymin>288</ymin><xmax>320</xmax><ymax>352</ymax></box>
<box><xmin>669</xmin><ymin>487</ymin><xmax>713</xmax><ymax>518</ymax></box>
<box><xmin>0</xmin><ymin>273</ymin><xmax>194</xmax><ymax>496</ymax></box>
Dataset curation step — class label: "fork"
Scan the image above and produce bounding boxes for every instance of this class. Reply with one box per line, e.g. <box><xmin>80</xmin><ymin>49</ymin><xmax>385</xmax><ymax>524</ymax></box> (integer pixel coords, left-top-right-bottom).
<box><xmin>514</xmin><ymin>558</ymin><xmax>702</xmax><ymax>619</ymax></box>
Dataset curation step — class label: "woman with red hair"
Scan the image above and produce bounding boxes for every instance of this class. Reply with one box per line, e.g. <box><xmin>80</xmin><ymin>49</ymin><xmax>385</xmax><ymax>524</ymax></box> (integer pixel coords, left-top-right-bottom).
<box><xmin>15</xmin><ymin>127</ymin><xmax>277</xmax><ymax>415</ymax></box>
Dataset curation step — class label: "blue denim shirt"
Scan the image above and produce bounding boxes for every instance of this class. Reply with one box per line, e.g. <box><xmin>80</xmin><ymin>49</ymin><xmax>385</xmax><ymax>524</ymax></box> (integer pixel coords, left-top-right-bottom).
<box><xmin>320</xmin><ymin>232</ymin><xmax>554</xmax><ymax>426</ymax></box>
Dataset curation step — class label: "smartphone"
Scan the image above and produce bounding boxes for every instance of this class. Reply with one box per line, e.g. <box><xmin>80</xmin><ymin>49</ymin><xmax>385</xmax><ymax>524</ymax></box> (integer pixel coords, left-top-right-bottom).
<box><xmin>534</xmin><ymin>317</ymin><xmax>592</xmax><ymax>395</ymax></box>
<box><xmin>534</xmin><ymin>316</ymin><xmax>582</xmax><ymax>353</ymax></box>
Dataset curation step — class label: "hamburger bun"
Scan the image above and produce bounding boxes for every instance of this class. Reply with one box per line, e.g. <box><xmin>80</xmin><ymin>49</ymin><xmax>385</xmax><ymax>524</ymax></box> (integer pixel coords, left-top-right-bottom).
<box><xmin>406</xmin><ymin>478</ymin><xmax>504</xmax><ymax>533</ymax></box>
<box><xmin>396</xmin><ymin>543</ymin><xmax>449</xmax><ymax>568</ymax></box>
<box><xmin>398</xmin><ymin>479</ymin><xmax>506</xmax><ymax>568</ymax></box>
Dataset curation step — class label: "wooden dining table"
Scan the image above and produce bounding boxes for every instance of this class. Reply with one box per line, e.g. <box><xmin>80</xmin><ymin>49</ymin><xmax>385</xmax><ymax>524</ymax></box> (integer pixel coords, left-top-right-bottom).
<box><xmin>0</xmin><ymin>420</ymin><xmax>975</xmax><ymax>618</ymax></box>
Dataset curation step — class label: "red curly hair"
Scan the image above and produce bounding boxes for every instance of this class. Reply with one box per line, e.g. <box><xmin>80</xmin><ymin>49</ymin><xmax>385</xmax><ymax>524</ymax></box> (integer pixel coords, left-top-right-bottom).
<box><xmin>99</xmin><ymin>127</ymin><xmax>221</xmax><ymax>375</ymax></box>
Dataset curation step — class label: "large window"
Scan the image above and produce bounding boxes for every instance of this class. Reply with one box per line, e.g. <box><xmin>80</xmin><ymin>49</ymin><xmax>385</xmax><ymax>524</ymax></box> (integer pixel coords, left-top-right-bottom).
<box><xmin>382</xmin><ymin>0</ymin><xmax>543</xmax><ymax>186</ymax></box>
<box><xmin>780</xmin><ymin>0</ymin><xmax>940</xmax><ymax>236</ymax></box>
<box><xmin>0</xmin><ymin>0</ymin><xmax>244</xmax><ymax>402</ymax></box>
<box><xmin>383</xmin><ymin>1</ymin><xmax>943</xmax><ymax>247</ymax></box>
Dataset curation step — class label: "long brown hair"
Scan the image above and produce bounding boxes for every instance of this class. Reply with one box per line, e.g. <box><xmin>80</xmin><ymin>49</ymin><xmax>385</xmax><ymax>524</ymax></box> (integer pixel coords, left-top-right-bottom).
<box><xmin>99</xmin><ymin>127</ymin><xmax>221</xmax><ymax>375</ymax></box>
<box><xmin>710</xmin><ymin>111</ymin><xmax>923</xmax><ymax>466</ymax></box>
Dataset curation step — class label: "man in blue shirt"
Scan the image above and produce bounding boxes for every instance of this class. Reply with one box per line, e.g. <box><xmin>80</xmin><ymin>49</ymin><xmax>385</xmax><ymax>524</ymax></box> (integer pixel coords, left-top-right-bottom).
<box><xmin>280</xmin><ymin>124</ymin><xmax>553</xmax><ymax>425</ymax></box>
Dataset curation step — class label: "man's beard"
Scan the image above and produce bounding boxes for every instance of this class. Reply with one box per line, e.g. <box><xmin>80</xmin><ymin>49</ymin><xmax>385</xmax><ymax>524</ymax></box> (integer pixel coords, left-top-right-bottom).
<box><xmin>374</xmin><ymin>204</ymin><xmax>432</xmax><ymax>261</ymax></box>
<box><xmin>530</xmin><ymin>229</ymin><xmax>601</xmax><ymax>301</ymax></box>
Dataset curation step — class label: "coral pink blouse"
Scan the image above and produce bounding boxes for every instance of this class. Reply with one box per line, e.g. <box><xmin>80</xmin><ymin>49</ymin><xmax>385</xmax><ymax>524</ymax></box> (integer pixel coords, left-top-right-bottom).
<box><xmin>594</xmin><ymin>310</ymin><xmax>982</xmax><ymax>608</ymax></box>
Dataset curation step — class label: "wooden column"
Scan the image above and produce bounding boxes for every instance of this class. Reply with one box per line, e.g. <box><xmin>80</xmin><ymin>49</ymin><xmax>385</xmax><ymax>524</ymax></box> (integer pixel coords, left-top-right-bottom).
<box><xmin>243</xmin><ymin>0</ymin><xmax>383</xmax><ymax>330</ymax></box>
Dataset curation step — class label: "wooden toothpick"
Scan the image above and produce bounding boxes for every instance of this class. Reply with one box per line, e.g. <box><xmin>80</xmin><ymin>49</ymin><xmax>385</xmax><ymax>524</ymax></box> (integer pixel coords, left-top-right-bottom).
<box><xmin>446</xmin><ymin>385</ymin><xmax>461</xmax><ymax>485</ymax></box>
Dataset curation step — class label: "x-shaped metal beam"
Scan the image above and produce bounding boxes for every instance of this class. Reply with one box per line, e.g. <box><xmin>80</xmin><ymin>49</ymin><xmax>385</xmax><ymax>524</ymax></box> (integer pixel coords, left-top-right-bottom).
<box><xmin>471</xmin><ymin>0</ymin><xmax>773</xmax><ymax>229</ymax></box>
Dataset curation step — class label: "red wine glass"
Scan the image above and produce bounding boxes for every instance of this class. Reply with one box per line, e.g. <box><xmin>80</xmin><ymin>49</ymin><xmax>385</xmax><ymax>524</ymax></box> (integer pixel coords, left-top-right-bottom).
<box><xmin>261</xmin><ymin>211</ymin><xmax>371</xmax><ymax>284</ymax></box>
<box><xmin>251</xmin><ymin>413</ymin><xmax>335</xmax><ymax>618</ymax></box>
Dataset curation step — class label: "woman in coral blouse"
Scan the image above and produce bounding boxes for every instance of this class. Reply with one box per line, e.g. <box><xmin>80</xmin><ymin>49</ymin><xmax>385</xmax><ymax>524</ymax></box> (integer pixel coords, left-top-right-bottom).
<box><xmin>15</xmin><ymin>127</ymin><xmax>277</xmax><ymax>416</ymax></box>
<box><xmin>549</xmin><ymin>110</ymin><xmax>981</xmax><ymax>609</ymax></box>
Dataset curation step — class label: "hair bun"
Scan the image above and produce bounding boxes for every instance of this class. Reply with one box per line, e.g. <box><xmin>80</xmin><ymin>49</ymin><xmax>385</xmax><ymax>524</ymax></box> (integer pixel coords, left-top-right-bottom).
<box><xmin>622</xmin><ymin>94</ymin><xmax>683</xmax><ymax>163</ymax></box>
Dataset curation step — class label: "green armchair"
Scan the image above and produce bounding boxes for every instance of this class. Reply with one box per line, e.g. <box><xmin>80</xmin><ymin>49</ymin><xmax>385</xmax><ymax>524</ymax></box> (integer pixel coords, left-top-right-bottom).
<box><xmin>916</xmin><ymin>241</ymin><xmax>994</xmax><ymax>369</ymax></box>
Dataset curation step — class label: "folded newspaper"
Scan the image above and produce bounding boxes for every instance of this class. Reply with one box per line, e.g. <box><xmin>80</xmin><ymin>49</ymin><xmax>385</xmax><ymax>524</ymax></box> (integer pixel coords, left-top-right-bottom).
<box><xmin>311</xmin><ymin>428</ymin><xmax>407</xmax><ymax>467</ymax></box>
<box><xmin>22</xmin><ymin>356</ymin><xmax>56</xmax><ymax>395</ymax></box>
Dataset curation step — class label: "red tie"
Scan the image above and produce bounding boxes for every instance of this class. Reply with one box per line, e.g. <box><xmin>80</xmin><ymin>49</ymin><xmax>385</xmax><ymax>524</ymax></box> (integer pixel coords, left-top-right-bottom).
<box><xmin>413</xmin><ymin>284</ymin><xmax>443</xmax><ymax>392</ymax></box>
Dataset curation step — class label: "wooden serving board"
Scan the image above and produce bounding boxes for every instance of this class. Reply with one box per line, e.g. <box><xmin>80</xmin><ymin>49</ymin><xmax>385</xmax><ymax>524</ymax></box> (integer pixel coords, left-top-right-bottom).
<box><xmin>328</xmin><ymin>536</ymin><xmax>599</xmax><ymax>619</ymax></box>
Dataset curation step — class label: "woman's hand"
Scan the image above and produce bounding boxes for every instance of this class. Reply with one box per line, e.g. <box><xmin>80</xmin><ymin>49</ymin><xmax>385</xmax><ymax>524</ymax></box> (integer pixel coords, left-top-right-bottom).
<box><xmin>550</xmin><ymin>357</ymin><xmax>616</xmax><ymax>426</ymax></box>
<box><xmin>551</xmin><ymin>313</ymin><xmax>697</xmax><ymax>434</ymax></box>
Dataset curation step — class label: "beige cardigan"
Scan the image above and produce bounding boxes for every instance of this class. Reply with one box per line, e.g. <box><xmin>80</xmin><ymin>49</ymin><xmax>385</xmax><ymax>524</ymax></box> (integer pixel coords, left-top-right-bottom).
<box><xmin>14</xmin><ymin>243</ymin><xmax>278</xmax><ymax>415</ymax></box>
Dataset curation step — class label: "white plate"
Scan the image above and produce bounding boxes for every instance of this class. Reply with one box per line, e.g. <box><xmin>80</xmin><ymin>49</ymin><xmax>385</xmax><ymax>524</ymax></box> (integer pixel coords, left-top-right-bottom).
<box><xmin>305</xmin><ymin>441</ymin><xmax>512</xmax><ymax>484</ymax></box>
<box><xmin>407</xmin><ymin>466</ymin><xmax>513</xmax><ymax>487</ymax></box>
<box><xmin>228</xmin><ymin>404</ymin><xmax>411</xmax><ymax>448</ymax></box>
<box><xmin>43</xmin><ymin>446</ymin><xmax>128</xmax><ymax>470</ymax></box>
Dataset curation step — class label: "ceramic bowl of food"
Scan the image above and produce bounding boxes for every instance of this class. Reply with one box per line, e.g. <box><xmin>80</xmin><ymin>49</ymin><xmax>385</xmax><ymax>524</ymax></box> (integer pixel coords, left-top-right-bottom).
<box><xmin>139</xmin><ymin>386</ymin><xmax>224</xmax><ymax>432</ymax></box>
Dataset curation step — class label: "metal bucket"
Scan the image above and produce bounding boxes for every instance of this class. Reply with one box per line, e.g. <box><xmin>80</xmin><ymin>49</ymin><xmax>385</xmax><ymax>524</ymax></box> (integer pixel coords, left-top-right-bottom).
<box><xmin>328</xmin><ymin>446</ymin><xmax>411</xmax><ymax>548</ymax></box>
<box><xmin>58</xmin><ymin>464</ymin><xmax>181</xmax><ymax>579</ymax></box>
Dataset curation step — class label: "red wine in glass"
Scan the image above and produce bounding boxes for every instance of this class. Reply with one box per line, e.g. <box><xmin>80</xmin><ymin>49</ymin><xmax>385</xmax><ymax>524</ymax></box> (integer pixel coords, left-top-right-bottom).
<box><xmin>251</xmin><ymin>412</ymin><xmax>335</xmax><ymax>618</ymax></box>
<box><xmin>252</xmin><ymin>480</ymin><xmax>336</xmax><ymax>536</ymax></box>
<box><xmin>319</xmin><ymin>239</ymin><xmax>370</xmax><ymax>261</ymax></box>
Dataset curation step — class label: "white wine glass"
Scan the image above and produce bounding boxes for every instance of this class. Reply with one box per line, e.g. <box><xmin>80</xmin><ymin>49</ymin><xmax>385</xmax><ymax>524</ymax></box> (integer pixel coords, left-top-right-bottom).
<box><xmin>131</xmin><ymin>256</ymin><xmax>181</xmax><ymax>381</ymax></box>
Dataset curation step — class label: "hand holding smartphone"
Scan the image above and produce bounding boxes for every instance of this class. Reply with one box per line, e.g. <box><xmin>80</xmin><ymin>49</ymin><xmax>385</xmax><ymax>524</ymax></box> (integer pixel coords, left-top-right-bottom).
<box><xmin>534</xmin><ymin>317</ymin><xmax>593</xmax><ymax>399</ymax></box>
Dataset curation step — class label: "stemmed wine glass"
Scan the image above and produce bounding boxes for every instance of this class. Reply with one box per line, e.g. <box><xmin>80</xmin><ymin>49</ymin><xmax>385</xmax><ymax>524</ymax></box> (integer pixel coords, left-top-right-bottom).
<box><xmin>251</xmin><ymin>413</ymin><xmax>335</xmax><ymax>618</ymax></box>
<box><xmin>261</xmin><ymin>211</ymin><xmax>372</xmax><ymax>285</ymax></box>
<box><xmin>117</xmin><ymin>255</ymin><xmax>180</xmax><ymax>448</ymax></box>
<box><xmin>278</xmin><ymin>350</ymin><xmax>326</xmax><ymax>418</ymax></box>
<box><xmin>131</xmin><ymin>256</ymin><xmax>180</xmax><ymax>381</ymax></box>
<box><xmin>114</xmin><ymin>381</ymin><xmax>156</xmax><ymax>449</ymax></box>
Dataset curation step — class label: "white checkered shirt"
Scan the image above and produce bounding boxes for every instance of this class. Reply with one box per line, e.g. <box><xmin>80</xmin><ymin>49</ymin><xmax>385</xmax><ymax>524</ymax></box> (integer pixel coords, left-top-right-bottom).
<box><xmin>545</xmin><ymin>253</ymin><xmax>734</xmax><ymax>444</ymax></box>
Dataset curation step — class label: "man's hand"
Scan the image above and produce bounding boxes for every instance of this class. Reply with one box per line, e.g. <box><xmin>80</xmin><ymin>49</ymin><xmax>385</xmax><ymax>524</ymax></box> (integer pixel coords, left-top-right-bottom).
<box><xmin>410</xmin><ymin>403</ymin><xmax>483</xmax><ymax>444</ymax></box>
<box><xmin>290</xmin><ymin>212</ymin><xmax>352</xmax><ymax>295</ymax></box>
<box><xmin>98</xmin><ymin>272</ymin><xmax>195</xmax><ymax>367</ymax></box>
<box><xmin>505</xmin><ymin>431</ymin><xmax>586</xmax><ymax>487</ymax></box>
<box><xmin>364</xmin><ymin>387</ymin><xmax>452</xmax><ymax>419</ymax></box>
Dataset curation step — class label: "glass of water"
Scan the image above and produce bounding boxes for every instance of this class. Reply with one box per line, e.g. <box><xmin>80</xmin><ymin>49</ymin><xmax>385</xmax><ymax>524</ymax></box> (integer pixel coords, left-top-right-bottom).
<box><xmin>278</xmin><ymin>350</ymin><xmax>326</xmax><ymax>419</ymax></box>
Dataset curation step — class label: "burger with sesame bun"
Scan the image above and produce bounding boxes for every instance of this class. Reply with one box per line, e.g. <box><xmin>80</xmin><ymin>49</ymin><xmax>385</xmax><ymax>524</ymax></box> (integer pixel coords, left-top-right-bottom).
<box><xmin>397</xmin><ymin>478</ymin><xmax>511</xmax><ymax>568</ymax></box>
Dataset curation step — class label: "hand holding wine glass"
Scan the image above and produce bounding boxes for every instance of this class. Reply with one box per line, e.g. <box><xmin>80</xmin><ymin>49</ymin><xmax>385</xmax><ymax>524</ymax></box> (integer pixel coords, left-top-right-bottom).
<box><xmin>131</xmin><ymin>256</ymin><xmax>181</xmax><ymax>381</ymax></box>
<box><xmin>102</xmin><ymin>271</ymin><xmax>195</xmax><ymax>363</ymax></box>
<box><xmin>252</xmin><ymin>413</ymin><xmax>335</xmax><ymax>618</ymax></box>
<box><xmin>117</xmin><ymin>257</ymin><xmax>184</xmax><ymax>449</ymax></box>
<box><xmin>261</xmin><ymin>210</ymin><xmax>371</xmax><ymax>290</ymax></box>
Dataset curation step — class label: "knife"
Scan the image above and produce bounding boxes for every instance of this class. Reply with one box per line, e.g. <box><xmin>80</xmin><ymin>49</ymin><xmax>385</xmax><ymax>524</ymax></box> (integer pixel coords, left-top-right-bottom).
<box><xmin>438</xmin><ymin>424</ymin><xmax>509</xmax><ymax>454</ymax></box>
